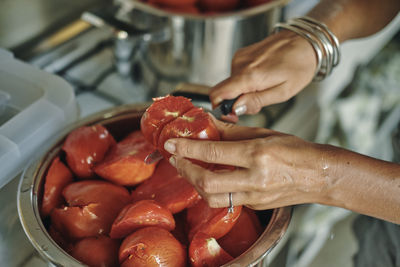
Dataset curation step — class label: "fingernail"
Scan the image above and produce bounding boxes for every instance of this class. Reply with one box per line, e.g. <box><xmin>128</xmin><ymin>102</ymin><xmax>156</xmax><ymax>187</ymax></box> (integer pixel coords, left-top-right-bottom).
<box><xmin>234</xmin><ymin>105</ymin><xmax>247</xmax><ymax>116</ymax></box>
<box><xmin>164</xmin><ymin>140</ymin><xmax>176</xmax><ymax>153</ymax></box>
<box><xmin>169</xmin><ymin>156</ymin><xmax>176</xmax><ymax>167</ymax></box>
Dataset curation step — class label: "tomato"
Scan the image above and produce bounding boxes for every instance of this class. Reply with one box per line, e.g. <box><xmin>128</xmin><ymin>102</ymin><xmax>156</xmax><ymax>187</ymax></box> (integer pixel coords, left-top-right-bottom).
<box><xmin>62</xmin><ymin>124</ymin><xmax>116</xmax><ymax>178</ymax></box>
<box><xmin>141</xmin><ymin>96</ymin><xmax>194</xmax><ymax>147</ymax></box>
<box><xmin>71</xmin><ymin>236</ymin><xmax>120</xmax><ymax>267</ymax></box>
<box><xmin>94</xmin><ymin>130</ymin><xmax>157</xmax><ymax>186</ymax></box>
<box><xmin>149</xmin><ymin>0</ymin><xmax>198</xmax><ymax>7</ymax></box>
<box><xmin>41</xmin><ymin>157</ymin><xmax>74</xmax><ymax>218</ymax></box>
<box><xmin>218</xmin><ymin>207</ymin><xmax>263</xmax><ymax>257</ymax></box>
<box><xmin>186</xmin><ymin>198</ymin><xmax>242</xmax><ymax>241</ymax></box>
<box><xmin>110</xmin><ymin>200</ymin><xmax>175</xmax><ymax>239</ymax></box>
<box><xmin>51</xmin><ymin>181</ymin><xmax>130</xmax><ymax>240</ymax></box>
<box><xmin>132</xmin><ymin>159</ymin><xmax>201</xmax><ymax>214</ymax></box>
<box><xmin>119</xmin><ymin>227</ymin><xmax>186</xmax><ymax>267</ymax></box>
<box><xmin>189</xmin><ymin>232</ymin><xmax>233</xmax><ymax>267</ymax></box>
<box><xmin>158</xmin><ymin>4</ymin><xmax>200</xmax><ymax>14</ymax></box>
<box><xmin>199</xmin><ymin>0</ymin><xmax>240</xmax><ymax>12</ymax></box>
<box><xmin>158</xmin><ymin>107</ymin><xmax>220</xmax><ymax>160</ymax></box>
<box><xmin>244</xmin><ymin>0</ymin><xmax>273</xmax><ymax>7</ymax></box>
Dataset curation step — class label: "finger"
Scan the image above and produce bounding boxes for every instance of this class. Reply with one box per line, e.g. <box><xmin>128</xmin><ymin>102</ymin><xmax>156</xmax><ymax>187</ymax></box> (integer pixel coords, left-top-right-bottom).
<box><xmin>233</xmin><ymin>82</ymin><xmax>290</xmax><ymax>114</ymax></box>
<box><xmin>210</xmin><ymin>116</ymin><xmax>277</xmax><ymax>141</ymax></box>
<box><xmin>166</xmin><ymin>139</ymin><xmax>252</xmax><ymax>168</ymax></box>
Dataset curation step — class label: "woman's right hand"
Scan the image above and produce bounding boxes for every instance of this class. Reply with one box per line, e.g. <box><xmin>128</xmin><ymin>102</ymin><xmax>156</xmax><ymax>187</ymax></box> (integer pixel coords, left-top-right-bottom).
<box><xmin>210</xmin><ymin>30</ymin><xmax>317</xmax><ymax>115</ymax></box>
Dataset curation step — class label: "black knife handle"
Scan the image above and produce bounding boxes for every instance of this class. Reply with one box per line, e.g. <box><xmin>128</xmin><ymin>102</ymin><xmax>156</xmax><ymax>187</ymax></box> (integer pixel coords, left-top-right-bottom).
<box><xmin>220</xmin><ymin>96</ymin><xmax>240</xmax><ymax>115</ymax></box>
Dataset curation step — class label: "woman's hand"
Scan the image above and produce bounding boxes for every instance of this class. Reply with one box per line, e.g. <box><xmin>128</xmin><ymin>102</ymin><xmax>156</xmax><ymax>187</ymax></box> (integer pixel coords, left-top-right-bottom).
<box><xmin>210</xmin><ymin>30</ymin><xmax>317</xmax><ymax>115</ymax></box>
<box><xmin>163</xmin><ymin>119</ymin><xmax>329</xmax><ymax>210</ymax></box>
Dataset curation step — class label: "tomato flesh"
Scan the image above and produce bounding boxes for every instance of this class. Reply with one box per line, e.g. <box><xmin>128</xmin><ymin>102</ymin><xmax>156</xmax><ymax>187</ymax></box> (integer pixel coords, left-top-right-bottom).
<box><xmin>110</xmin><ymin>200</ymin><xmax>175</xmax><ymax>239</ymax></box>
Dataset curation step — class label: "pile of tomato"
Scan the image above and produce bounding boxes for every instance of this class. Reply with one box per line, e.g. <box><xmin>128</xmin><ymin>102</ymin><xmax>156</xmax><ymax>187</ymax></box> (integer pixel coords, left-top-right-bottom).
<box><xmin>41</xmin><ymin>96</ymin><xmax>263</xmax><ymax>267</ymax></box>
<box><xmin>141</xmin><ymin>0</ymin><xmax>274</xmax><ymax>14</ymax></box>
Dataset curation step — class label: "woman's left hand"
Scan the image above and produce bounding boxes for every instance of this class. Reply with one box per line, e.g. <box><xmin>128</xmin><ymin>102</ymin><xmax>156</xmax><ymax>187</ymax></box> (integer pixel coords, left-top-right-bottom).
<box><xmin>163</xmin><ymin>119</ymin><xmax>329</xmax><ymax>210</ymax></box>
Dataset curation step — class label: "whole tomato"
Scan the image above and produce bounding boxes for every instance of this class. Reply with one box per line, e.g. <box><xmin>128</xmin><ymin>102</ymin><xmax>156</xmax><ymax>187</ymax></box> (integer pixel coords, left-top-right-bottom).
<box><xmin>71</xmin><ymin>236</ymin><xmax>120</xmax><ymax>267</ymax></box>
<box><xmin>51</xmin><ymin>180</ymin><xmax>130</xmax><ymax>240</ymax></box>
<box><xmin>62</xmin><ymin>124</ymin><xmax>115</xmax><ymax>178</ymax></box>
<box><xmin>189</xmin><ymin>232</ymin><xmax>233</xmax><ymax>267</ymax></box>
<box><xmin>141</xmin><ymin>96</ymin><xmax>194</xmax><ymax>147</ymax></box>
<box><xmin>110</xmin><ymin>200</ymin><xmax>176</xmax><ymax>239</ymax></box>
<box><xmin>119</xmin><ymin>227</ymin><xmax>186</xmax><ymax>267</ymax></box>
<box><xmin>41</xmin><ymin>157</ymin><xmax>74</xmax><ymax>218</ymax></box>
<box><xmin>199</xmin><ymin>0</ymin><xmax>240</xmax><ymax>12</ymax></box>
<box><xmin>131</xmin><ymin>159</ymin><xmax>201</xmax><ymax>214</ymax></box>
<box><xmin>94</xmin><ymin>130</ymin><xmax>157</xmax><ymax>186</ymax></box>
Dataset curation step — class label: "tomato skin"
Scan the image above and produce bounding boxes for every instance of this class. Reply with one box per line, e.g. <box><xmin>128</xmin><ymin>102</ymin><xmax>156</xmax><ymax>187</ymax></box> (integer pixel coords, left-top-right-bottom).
<box><xmin>51</xmin><ymin>181</ymin><xmax>130</xmax><ymax>240</ymax></box>
<box><xmin>149</xmin><ymin>0</ymin><xmax>198</xmax><ymax>7</ymax></box>
<box><xmin>71</xmin><ymin>236</ymin><xmax>120</xmax><ymax>267</ymax></box>
<box><xmin>48</xmin><ymin>225</ymin><xmax>73</xmax><ymax>253</ymax></box>
<box><xmin>110</xmin><ymin>200</ymin><xmax>175</xmax><ymax>239</ymax></box>
<box><xmin>62</xmin><ymin>124</ymin><xmax>116</xmax><ymax>178</ymax></box>
<box><xmin>189</xmin><ymin>232</ymin><xmax>233</xmax><ymax>267</ymax></box>
<box><xmin>244</xmin><ymin>0</ymin><xmax>273</xmax><ymax>7</ymax></box>
<box><xmin>94</xmin><ymin>130</ymin><xmax>157</xmax><ymax>186</ymax></box>
<box><xmin>199</xmin><ymin>0</ymin><xmax>240</xmax><ymax>12</ymax></box>
<box><xmin>119</xmin><ymin>227</ymin><xmax>186</xmax><ymax>267</ymax></box>
<box><xmin>158</xmin><ymin>107</ymin><xmax>220</xmax><ymax>161</ymax></box>
<box><xmin>186</xmin><ymin>198</ymin><xmax>242</xmax><ymax>241</ymax></box>
<box><xmin>218</xmin><ymin>207</ymin><xmax>263</xmax><ymax>257</ymax></box>
<box><xmin>132</xmin><ymin>159</ymin><xmax>201</xmax><ymax>214</ymax></box>
<box><xmin>141</xmin><ymin>96</ymin><xmax>194</xmax><ymax>147</ymax></box>
<box><xmin>41</xmin><ymin>157</ymin><xmax>74</xmax><ymax>218</ymax></box>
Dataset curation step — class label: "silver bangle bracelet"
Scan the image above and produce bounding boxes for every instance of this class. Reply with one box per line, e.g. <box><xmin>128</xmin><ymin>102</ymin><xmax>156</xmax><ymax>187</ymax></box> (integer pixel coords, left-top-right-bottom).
<box><xmin>274</xmin><ymin>16</ymin><xmax>341</xmax><ymax>81</ymax></box>
<box><xmin>298</xmin><ymin>16</ymin><xmax>341</xmax><ymax>67</ymax></box>
<box><xmin>274</xmin><ymin>23</ymin><xmax>324</xmax><ymax>79</ymax></box>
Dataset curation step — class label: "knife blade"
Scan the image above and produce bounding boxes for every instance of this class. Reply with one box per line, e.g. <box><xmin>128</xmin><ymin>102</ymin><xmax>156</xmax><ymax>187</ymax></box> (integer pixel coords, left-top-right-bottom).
<box><xmin>209</xmin><ymin>97</ymin><xmax>239</xmax><ymax>119</ymax></box>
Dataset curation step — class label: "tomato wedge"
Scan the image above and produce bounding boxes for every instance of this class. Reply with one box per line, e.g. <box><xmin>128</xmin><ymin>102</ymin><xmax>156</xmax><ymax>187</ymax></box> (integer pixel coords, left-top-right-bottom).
<box><xmin>141</xmin><ymin>96</ymin><xmax>194</xmax><ymax>147</ymax></box>
<box><xmin>158</xmin><ymin>107</ymin><xmax>220</xmax><ymax>161</ymax></box>
<box><xmin>186</xmin><ymin>198</ymin><xmax>242</xmax><ymax>241</ymax></box>
<box><xmin>62</xmin><ymin>124</ymin><xmax>116</xmax><ymax>178</ymax></box>
<box><xmin>132</xmin><ymin>159</ymin><xmax>201</xmax><ymax>214</ymax></box>
<box><xmin>94</xmin><ymin>130</ymin><xmax>157</xmax><ymax>186</ymax></box>
<box><xmin>218</xmin><ymin>207</ymin><xmax>263</xmax><ymax>257</ymax></box>
<box><xmin>71</xmin><ymin>236</ymin><xmax>120</xmax><ymax>267</ymax></box>
<box><xmin>119</xmin><ymin>227</ymin><xmax>186</xmax><ymax>267</ymax></box>
<box><xmin>110</xmin><ymin>200</ymin><xmax>175</xmax><ymax>239</ymax></box>
<box><xmin>41</xmin><ymin>157</ymin><xmax>74</xmax><ymax>218</ymax></box>
<box><xmin>189</xmin><ymin>232</ymin><xmax>233</xmax><ymax>267</ymax></box>
<box><xmin>51</xmin><ymin>181</ymin><xmax>130</xmax><ymax>240</ymax></box>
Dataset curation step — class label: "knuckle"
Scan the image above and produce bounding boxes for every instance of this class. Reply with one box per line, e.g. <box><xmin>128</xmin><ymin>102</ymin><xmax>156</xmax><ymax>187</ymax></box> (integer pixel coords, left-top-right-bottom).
<box><xmin>203</xmin><ymin>142</ymin><xmax>221</xmax><ymax>162</ymax></box>
<box><xmin>206</xmin><ymin>196</ymin><xmax>222</xmax><ymax>208</ymax></box>
<box><xmin>197</xmin><ymin>175</ymin><xmax>214</xmax><ymax>193</ymax></box>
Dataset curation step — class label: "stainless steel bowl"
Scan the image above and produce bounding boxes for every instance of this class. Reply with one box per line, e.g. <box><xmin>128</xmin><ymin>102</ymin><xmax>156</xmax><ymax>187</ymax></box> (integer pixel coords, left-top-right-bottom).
<box><xmin>18</xmin><ymin>104</ymin><xmax>291</xmax><ymax>267</ymax></box>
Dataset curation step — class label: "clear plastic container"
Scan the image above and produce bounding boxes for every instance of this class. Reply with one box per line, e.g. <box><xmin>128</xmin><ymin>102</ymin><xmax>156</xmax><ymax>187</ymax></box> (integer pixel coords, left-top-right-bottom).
<box><xmin>0</xmin><ymin>48</ymin><xmax>79</xmax><ymax>188</ymax></box>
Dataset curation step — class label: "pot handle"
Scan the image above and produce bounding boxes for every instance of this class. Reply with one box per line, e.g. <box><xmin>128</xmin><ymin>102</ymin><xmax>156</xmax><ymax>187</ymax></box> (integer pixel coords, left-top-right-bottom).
<box><xmin>81</xmin><ymin>5</ymin><xmax>171</xmax><ymax>44</ymax></box>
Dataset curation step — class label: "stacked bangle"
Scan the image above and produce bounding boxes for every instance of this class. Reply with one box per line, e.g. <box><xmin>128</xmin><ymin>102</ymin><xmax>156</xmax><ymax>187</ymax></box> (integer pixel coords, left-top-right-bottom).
<box><xmin>274</xmin><ymin>16</ymin><xmax>341</xmax><ymax>81</ymax></box>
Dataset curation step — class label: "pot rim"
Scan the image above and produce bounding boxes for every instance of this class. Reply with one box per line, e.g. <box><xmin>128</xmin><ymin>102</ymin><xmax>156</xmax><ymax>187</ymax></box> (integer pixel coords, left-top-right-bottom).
<box><xmin>17</xmin><ymin>104</ymin><xmax>292</xmax><ymax>267</ymax></box>
<box><xmin>127</xmin><ymin>0</ymin><xmax>290</xmax><ymax>20</ymax></box>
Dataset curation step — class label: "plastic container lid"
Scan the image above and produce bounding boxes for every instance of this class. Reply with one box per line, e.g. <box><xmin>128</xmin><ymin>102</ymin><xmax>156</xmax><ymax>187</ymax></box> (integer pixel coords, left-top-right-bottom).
<box><xmin>0</xmin><ymin>48</ymin><xmax>79</xmax><ymax>188</ymax></box>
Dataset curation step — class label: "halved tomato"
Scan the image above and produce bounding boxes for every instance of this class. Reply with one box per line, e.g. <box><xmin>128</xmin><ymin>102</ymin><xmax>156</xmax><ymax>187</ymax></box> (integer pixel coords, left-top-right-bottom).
<box><xmin>71</xmin><ymin>236</ymin><xmax>120</xmax><ymax>267</ymax></box>
<box><xmin>110</xmin><ymin>200</ymin><xmax>175</xmax><ymax>239</ymax></box>
<box><xmin>41</xmin><ymin>157</ymin><xmax>74</xmax><ymax>218</ymax></box>
<box><xmin>131</xmin><ymin>159</ymin><xmax>201</xmax><ymax>214</ymax></box>
<box><xmin>62</xmin><ymin>124</ymin><xmax>115</xmax><ymax>178</ymax></box>
<box><xmin>186</xmin><ymin>198</ymin><xmax>242</xmax><ymax>241</ymax></box>
<box><xmin>119</xmin><ymin>227</ymin><xmax>186</xmax><ymax>267</ymax></box>
<box><xmin>218</xmin><ymin>207</ymin><xmax>263</xmax><ymax>257</ymax></box>
<box><xmin>94</xmin><ymin>130</ymin><xmax>157</xmax><ymax>186</ymax></box>
<box><xmin>141</xmin><ymin>96</ymin><xmax>194</xmax><ymax>147</ymax></box>
<box><xmin>189</xmin><ymin>232</ymin><xmax>233</xmax><ymax>267</ymax></box>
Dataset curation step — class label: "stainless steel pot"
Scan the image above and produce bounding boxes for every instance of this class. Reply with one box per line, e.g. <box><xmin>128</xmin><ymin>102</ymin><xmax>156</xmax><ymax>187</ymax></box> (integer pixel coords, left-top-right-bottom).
<box><xmin>84</xmin><ymin>0</ymin><xmax>289</xmax><ymax>95</ymax></box>
<box><xmin>18</xmin><ymin>104</ymin><xmax>291</xmax><ymax>267</ymax></box>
